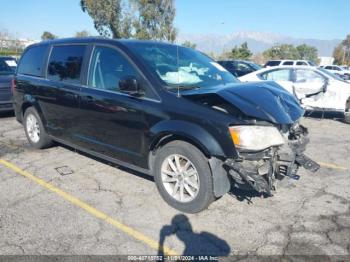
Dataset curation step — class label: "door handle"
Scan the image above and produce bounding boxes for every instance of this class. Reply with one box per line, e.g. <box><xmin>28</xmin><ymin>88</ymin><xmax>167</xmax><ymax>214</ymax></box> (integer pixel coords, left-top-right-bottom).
<box><xmin>85</xmin><ymin>96</ymin><xmax>95</xmax><ymax>103</ymax></box>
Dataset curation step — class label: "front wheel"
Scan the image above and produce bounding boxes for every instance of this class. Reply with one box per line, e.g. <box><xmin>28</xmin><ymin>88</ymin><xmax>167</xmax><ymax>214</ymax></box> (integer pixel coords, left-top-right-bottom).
<box><xmin>344</xmin><ymin>99</ymin><xmax>350</xmax><ymax>124</ymax></box>
<box><xmin>153</xmin><ymin>141</ymin><xmax>215</xmax><ymax>213</ymax></box>
<box><xmin>344</xmin><ymin>112</ymin><xmax>350</xmax><ymax>124</ymax></box>
<box><xmin>24</xmin><ymin>107</ymin><xmax>53</xmax><ymax>149</ymax></box>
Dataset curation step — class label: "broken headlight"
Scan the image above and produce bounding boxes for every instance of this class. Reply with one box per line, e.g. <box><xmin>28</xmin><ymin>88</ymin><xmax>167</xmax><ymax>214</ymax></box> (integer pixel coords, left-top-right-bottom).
<box><xmin>229</xmin><ymin>125</ymin><xmax>285</xmax><ymax>151</ymax></box>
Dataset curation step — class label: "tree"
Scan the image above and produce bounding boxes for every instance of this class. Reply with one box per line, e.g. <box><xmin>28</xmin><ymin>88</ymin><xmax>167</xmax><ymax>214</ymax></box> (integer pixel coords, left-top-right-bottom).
<box><xmin>80</xmin><ymin>0</ymin><xmax>132</xmax><ymax>38</ymax></box>
<box><xmin>41</xmin><ymin>31</ymin><xmax>57</xmax><ymax>40</ymax></box>
<box><xmin>228</xmin><ymin>42</ymin><xmax>252</xmax><ymax>60</ymax></box>
<box><xmin>75</xmin><ymin>30</ymin><xmax>90</xmax><ymax>37</ymax></box>
<box><xmin>251</xmin><ymin>53</ymin><xmax>265</xmax><ymax>65</ymax></box>
<box><xmin>132</xmin><ymin>0</ymin><xmax>177</xmax><ymax>42</ymax></box>
<box><xmin>80</xmin><ymin>0</ymin><xmax>177</xmax><ymax>41</ymax></box>
<box><xmin>182</xmin><ymin>41</ymin><xmax>196</xmax><ymax>49</ymax></box>
<box><xmin>333</xmin><ymin>34</ymin><xmax>350</xmax><ymax>65</ymax></box>
<box><xmin>263</xmin><ymin>44</ymin><xmax>300</xmax><ymax>60</ymax></box>
<box><xmin>296</xmin><ymin>44</ymin><xmax>318</xmax><ymax>62</ymax></box>
<box><xmin>333</xmin><ymin>44</ymin><xmax>347</xmax><ymax>65</ymax></box>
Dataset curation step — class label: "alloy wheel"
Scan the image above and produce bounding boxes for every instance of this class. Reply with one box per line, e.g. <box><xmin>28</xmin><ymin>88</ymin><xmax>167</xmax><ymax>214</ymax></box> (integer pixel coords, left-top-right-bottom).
<box><xmin>161</xmin><ymin>154</ymin><xmax>200</xmax><ymax>203</ymax></box>
<box><xmin>26</xmin><ymin>113</ymin><xmax>40</xmax><ymax>143</ymax></box>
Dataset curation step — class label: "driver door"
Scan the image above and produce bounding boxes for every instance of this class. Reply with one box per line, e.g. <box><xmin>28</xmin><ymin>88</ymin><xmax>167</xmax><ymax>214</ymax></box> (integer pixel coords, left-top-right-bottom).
<box><xmin>75</xmin><ymin>45</ymin><xmax>156</xmax><ymax>168</ymax></box>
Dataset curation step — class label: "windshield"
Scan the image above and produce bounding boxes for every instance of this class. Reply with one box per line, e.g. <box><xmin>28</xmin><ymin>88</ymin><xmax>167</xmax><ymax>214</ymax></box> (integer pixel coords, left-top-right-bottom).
<box><xmin>246</xmin><ymin>62</ymin><xmax>261</xmax><ymax>70</ymax></box>
<box><xmin>126</xmin><ymin>42</ymin><xmax>239</xmax><ymax>90</ymax></box>
<box><xmin>0</xmin><ymin>58</ymin><xmax>17</xmax><ymax>75</ymax></box>
<box><xmin>318</xmin><ymin>67</ymin><xmax>347</xmax><ymax>82</ymax></box>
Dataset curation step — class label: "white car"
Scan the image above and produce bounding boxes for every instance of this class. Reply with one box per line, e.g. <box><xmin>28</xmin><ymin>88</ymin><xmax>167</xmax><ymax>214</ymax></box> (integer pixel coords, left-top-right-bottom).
<box><xmin>321</xmin><ymin>65</ymin><xmax>350</xmax><ymax>80</ymax></box>
<box><xmin>264</xmin><ymin>60</ymin><xmax>317</xmax><ymax>67</ymax></box>
<box><xmin>239</xmin><ymin>66</ymin><xmax>350</xmax><ymax>123</ymax></box>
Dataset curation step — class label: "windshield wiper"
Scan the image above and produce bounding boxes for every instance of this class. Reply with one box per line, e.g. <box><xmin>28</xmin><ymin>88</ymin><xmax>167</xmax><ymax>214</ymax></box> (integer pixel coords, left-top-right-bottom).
<box><xmin>167</xmin><ymin>85</ymin><xmax>200</xmax><ymax>91</ymax></box>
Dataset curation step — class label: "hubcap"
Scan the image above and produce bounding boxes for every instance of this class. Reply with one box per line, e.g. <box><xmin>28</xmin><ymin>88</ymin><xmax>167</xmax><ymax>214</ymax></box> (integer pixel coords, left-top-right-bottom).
<box><xmin>161</xmin><ymin>154</ymin><xmax>200</xmax><ymax>203</ymax></box>
<box><xmin>26</xmin><ymin>114</ymin><xmax>40</xmax><ymax>143</ymax></box>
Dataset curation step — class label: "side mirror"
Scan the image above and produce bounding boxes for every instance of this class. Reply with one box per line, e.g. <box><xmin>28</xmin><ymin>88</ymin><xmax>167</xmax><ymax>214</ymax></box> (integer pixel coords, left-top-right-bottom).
<box><xmin>119</xmin><ymin>75</ymin><xmax>143</xmax><ymax>96</ymax></box>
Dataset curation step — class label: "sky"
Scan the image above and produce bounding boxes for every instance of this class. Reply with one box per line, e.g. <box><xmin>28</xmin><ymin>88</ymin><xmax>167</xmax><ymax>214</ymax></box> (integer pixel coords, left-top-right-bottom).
<box><xmin>0</xmin><ymin>0</ymin><xmax>349</xmax><ymax>40</ymax></box>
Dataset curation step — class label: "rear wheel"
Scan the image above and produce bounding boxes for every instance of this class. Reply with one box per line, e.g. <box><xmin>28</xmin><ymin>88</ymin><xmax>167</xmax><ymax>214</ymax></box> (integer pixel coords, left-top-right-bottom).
<box><xmin>345</xmin><ymin>99</ymin><xmax>350</xmax><ymax>124</ymax></box>
<box><xmin>24</xmin><ymin>107</ymin><xmax>53</xmax><ymax>149</ymax></box>
<box><xmin>153</xmin><ymin>141</ymin><xmax>215</xmax><ymax>213</ymax></box>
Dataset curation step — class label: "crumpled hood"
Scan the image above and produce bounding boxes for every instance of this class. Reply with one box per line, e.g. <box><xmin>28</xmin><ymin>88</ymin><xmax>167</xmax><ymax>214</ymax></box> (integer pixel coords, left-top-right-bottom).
<box><xmin>183</xmin><ymin>81</ymin><xmax>304</xmax><ymax>124</ymax></box>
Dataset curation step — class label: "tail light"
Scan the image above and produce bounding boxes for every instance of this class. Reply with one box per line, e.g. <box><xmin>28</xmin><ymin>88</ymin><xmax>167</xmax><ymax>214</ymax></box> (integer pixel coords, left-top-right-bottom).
<box><xmin>11</xmin><ymin>79</ymin><xmax>16</xmax><ymax>93</ymax></box>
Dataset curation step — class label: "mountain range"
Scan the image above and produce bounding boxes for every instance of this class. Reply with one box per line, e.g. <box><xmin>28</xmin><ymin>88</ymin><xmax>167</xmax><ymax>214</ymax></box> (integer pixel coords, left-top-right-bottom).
<box><xmin>177</xmin><ymin>31</ymin><xmax>341</xmax><ymax>57</ymax></box>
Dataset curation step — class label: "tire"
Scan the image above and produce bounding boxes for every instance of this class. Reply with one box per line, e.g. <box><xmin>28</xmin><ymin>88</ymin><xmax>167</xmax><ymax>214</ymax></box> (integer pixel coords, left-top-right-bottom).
<box><xmin>153</xmin><ymin>140</ymin><xmax>215</xmax><ymax>213</ymax></box>
<box><xmin>23</xmin><ymin>107</ymin><xmax>53</xmax><ymax>149</ymax></box>
<box><xmin>345</xmin><ymin>99</ymin><xmax>350</xmax><ymax>124</ymax></box>
<box><xmin>344</xmin><ymin>113</ymin><xmax>350</xmax><ymax>124</ymax></box>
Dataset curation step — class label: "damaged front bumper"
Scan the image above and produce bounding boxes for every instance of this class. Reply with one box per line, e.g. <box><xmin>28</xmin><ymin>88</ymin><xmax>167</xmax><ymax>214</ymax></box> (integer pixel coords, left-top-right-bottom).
<box><xmin>224</xmin><ymin>124</ymin><xmax>319</xmax><ymax>196</ymax></box>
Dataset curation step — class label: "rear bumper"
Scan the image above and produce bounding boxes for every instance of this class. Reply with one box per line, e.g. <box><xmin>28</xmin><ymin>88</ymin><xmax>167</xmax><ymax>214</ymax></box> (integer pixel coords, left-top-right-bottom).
<box><xmin>224</xmin><ymin>124</ymin><xmax>319</xmax><ymax>195</ymax></box>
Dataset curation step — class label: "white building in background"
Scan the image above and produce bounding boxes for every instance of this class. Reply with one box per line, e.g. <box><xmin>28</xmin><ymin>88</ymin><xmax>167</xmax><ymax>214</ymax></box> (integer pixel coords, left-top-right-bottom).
<box><xmin>0</xmin><ymin>37</ymin><xmax>39</xmax><ymax>51</ymax></box>
<box><xmin>318</xmin><ymin>56</ymin><xmax>334</xmax><ymax>66</ymax></box>
<box><xmin>18</xmin><ymin>38</ymin><xmax>39</xmax><ymax>48</ymax></box>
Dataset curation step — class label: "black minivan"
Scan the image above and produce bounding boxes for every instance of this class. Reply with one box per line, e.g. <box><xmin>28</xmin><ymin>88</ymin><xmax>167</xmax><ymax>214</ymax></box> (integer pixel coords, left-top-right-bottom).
<box><xmin>13</xmin><ymin>38</ymin><xmax>318</xmax><ymax>213</ymax></box>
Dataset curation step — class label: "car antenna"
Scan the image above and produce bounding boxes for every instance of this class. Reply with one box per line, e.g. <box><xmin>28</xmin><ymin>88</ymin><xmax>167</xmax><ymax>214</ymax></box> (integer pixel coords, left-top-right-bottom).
<box><xmin>176</xmin><ymin>43</ymin><xmax>180</xmax><ymax>98</ymax></box>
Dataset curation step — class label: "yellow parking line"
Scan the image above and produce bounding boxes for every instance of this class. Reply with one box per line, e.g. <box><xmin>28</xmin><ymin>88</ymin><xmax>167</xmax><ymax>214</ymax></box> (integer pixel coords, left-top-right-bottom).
<box><xmin>318</xmin><ymin>161</ymin><xmax>348</xmax><ymax>171</ymax></box>
<box><xmin>0</xmin><ymin>159</ymin><xmax>178</xmax><ymax>256</ymax></box>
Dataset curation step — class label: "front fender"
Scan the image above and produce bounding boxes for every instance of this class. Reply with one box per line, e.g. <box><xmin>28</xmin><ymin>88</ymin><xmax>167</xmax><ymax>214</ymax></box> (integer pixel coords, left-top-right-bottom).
<box><xmin>150</xmin><ymin>120</ymin><xmax>232</xmax><ymax>197</ymax></box>
<box><xmin>150</xmin><ymin>120</ymin><xmax>227</xmax><ymax>157</ymax></box>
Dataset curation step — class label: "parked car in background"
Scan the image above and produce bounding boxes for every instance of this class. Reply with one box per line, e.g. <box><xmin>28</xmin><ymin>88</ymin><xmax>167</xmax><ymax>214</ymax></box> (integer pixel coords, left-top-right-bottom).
<box><xmin>320</xmin><ymin>65</ymin><xmax>350</xmax><ymax>80</ymax></box>
<box><xmin>217</xmin><ymin>60</ymin><xmax>261</xmax><ymax>77</ymax></box>
<box><xmin>0</xmin><ymin>56</ymin><xmax>17</xmax><ymax>113</ymax></box>
<box><xmin>13</xmin><ymin>38</ymin><xmax>318</xmax><ymax>213</ymax></box>
<box><xmin>264</xmin><ymin>60</ymin><xmax>317</xmax><ymax>67</ymax></box>
<box><xmin>340</xmin><ymin>65</ymin><xmax>350</xmax><ymax>71</ymax></box>
<box><xmin>239</xmin><ymin>66</ymin><xmax>350</xmax><ymax>123</ymax></box>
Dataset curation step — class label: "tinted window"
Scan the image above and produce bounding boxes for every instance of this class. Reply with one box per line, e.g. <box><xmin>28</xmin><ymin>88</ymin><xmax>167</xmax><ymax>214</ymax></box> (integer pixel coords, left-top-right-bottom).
<box><xmin>260</xmin><ymin>69</ymin><xmax>291</xmax><ymax>81</ymax></box>
<box><xmin>88</xmin><ymin>46</ymin><xmax>139</xmax><ymax>92</ymax></box>
<box><xmin>246</xmin><ymin>61</ymin><xmax>261</xmax><ymax>70</ymax></box>
<box><xmin>47</xmin><ymin>45</ymin><xmax>86</xmax><ymax>84</ymax></box>
<box><xmin>296</xmin><ymin>61</ymin><xmax>307</xmax><ymax>65</ymax></box>
<box><xmin>325</xmin><ymin>66</ymin><xmax>332</xmax><ymax>70</ymax></box>
<box><xmin>295</xmin><ymin>69</ymin><xmax>325</xmax><ymax>83</ymax></box>
<box><xmin>282</xmin><ymin>61</ymin><xmax>294</xmax><ymax>65</ymax></box>
<box><xmin>0</xmin><ymin>58</ymin><xmax>15</xmax><ymax>74</ymax></box>
<box><xmin>235</xmin><ymin>62</ymin><xmax>254</xmax><ymax>77</ymax></box>
<box><xmin>18</xmin><ymin>45</ymin><xmax>48</xmax><ymax>77</ymax></box>
<box><xmin>265</xmin><ymin>61</ymin><xmax>281</xmax><ymax>67</ymax></box>
<box><xmin>218</xmin><ymin>61</ymin><xmax>235</xmax><ymax>70</ymax></box>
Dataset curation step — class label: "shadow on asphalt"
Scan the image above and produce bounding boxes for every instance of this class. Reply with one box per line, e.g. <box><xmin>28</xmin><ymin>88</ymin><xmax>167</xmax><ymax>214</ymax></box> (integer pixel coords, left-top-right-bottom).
<box><xmin>228</xmin><ymin>186</ymin><xmax>263</xmax><ymax>204</ymax></box>
<box><xmin>58</xmin><ymin>143</ymin><xmax>155</xmax><ymax>183</ymax></box>
<box><xmin>304</xmin><ymin>111</ymin><xmax>345</xmax><ymax>123</ymax></box>
<box><xmin>0</xmin><ymin>111</ymin><xmax>15</xmax><ymax>119</ymax></box>
<box><xmin>158</xmin><ymin>214</ymin><xmax>231</xmax><ymax>257</ymax></box>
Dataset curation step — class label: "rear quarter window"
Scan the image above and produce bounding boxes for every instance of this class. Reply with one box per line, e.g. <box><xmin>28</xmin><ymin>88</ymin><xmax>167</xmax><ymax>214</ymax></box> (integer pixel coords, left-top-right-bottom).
<box><xmin>17</xmin><ymin>45</ymin><xmax>48</xmax><ymax>77</ymax></box>
<box><xmin>265</xmin><ymin>61</ymin><xmax>281</xmax><ymax>67</ymax></box>
<box><xmin>47</xmin><ymin>45</ymin><xmax>86</xmax><ymax>84</ymax></box>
